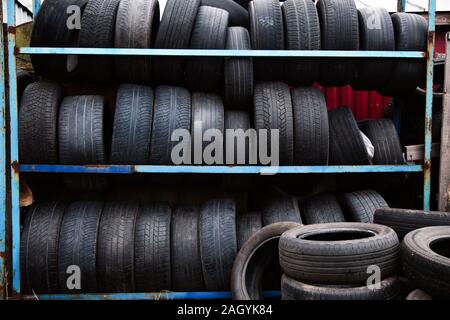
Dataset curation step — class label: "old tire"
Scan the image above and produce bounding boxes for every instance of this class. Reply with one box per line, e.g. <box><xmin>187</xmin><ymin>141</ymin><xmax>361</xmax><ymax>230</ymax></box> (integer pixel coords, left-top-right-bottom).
<box><xmin>291</xmin><ymin>87</ymin><xmax>329</xmax><ymax>165</ymax></box>
<box><xmin>401</xmin><ymin>226</ymin><xmax>450</xmax><ymax>299</ymax></box>
<box><xmin>58</xmin><ymin>201</ymin><xmax>103</xmax><ymax>293</ymax></box>
<box><xmin>202</xmin><ymin>0</ymin><xmax>249</xmax><ymax>27</ymax></box>
<box><xmin>340</xmin><ymin>190</ymin><xmax>388</xmax><ymax>223</ymax></box>
<box><xmin>282</xmin><ymin>275</ymin><xmax>400</xmax><ymax>300</ymax></box>
<box><xmin>236</xmin><ymin>212</ymin><xmax>263</xmax><ymax>250</ymax></box>
<box><xmin>261</xmin><ymin>196</ymin><xmax>302</xmax><ymax>226</ymax></box>
<box><xmin>231</xmin><ymin>222</ymin><xmax>301</xmax><ymax>300</ymax></box>
<box><xmin>406</xmin><ymin>289</ymin><xmax>433</xmax><ymax>300</ymax></box>
<box><xmin>301</xmin><ymin>194</ymin><xmax>346</xmax><ymax>225</ymax></box>
<box><xmin>199</xmin><ymin>199</ymin><xmax>237</xmax><ymax>291</ymax></box>
<box><xmin>279</xmin><ymin>223</ymin><xmax>400</xmax><ymax>285</ymax></box>
<box><xmin>110</xmin><ymin>85</ymin><xmax>154</xmax><ymax>165</ymax></box>
<box><xmin>19</xmin><ymin>81</ymin><xmax>63</xmax><ymax>164</ymax></box>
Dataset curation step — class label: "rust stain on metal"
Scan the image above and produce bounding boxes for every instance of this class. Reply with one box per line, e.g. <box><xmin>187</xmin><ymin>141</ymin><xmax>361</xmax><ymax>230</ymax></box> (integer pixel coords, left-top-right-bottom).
<box><xmin>84</xmin><ymin>164</ymin><xmax>111</xmax><ymax>168</ymax></box>
<box><xmin>11</xmin><ymin>160</ymin><xmax>19</xmax><ymax>172</ymax></box>
<box><xmin>7</xmin><ymin>26</ymin><xmax>16</xmax><ymax>34</ymax></box>
<box><xmin>423</xmin><ymin>160</ymin><xmax>432</xmax><ymax>171</ymax></box>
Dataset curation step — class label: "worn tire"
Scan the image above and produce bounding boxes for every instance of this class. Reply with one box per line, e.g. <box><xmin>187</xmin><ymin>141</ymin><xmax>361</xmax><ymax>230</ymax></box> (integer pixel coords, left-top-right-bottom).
<box><xmin>225</xmin><ymin>27</ymin><xmax>254</xmax><ymax>109</ymax></box>
<box><xmin>262</xmin><ymin>196</ymin><xmax>302</xmax><ymax>226</ymax></box>
<box><xmin>236</xmin><ymin>212</ymin><xmax>263</xmax><ymax>250</ymax></box>
<box><xmin>153</xmin><ymin>0</ymin><xmax>201</xmax><ymax>85</ymax></box>
<box><xmin>224</xmin><ymin>110</ymin><xmax>252</xmax><ymax>165</ymax></box>
<box><xmin>352</xmin><ymin>7</ymin><xmax>395</xmax><ymax>91</ymax></box>
<box><xmin>317</xmin><ymin>0</ymin><xmax>359</xmax><ymax>86</ymax></box>
<box><xmin>249</xmin><ymin>0</ymin><xmax>285</xmax><ymax>80</ymax></box>
<box><xmin>21</xmin><ymin>202</ymin><xmax>66</xmax><ymax>294</ymax></box>
<box><xmin>171</xmin><ymin>205</ymin><xmax>204</xmax><ymax>291</ymax></box>
<box><xmin>135</xmin><ymin>203</ymin><xmax>172</xmax><ymax>292</ymax></box>
<box><xmin>291</xmin><ymin>87</ymin><xmax>329</xmax><ymax>165</ymax></box>
<box><xmin>110</xmin><ymin>85</ymin><xmax>154</xmax><ymax>165</ymax></box>
<box><xmin>406</xmin><ymin>289</ymin><xmax>433</xmax><ymax>300</ymax></box>
<box><xmin>374</xmin><ymin>208</ymin><xmax>450</xmax><ymax>240</ymax></box>
<box><xmin>254</xmin><ymin>82</ymin><xmax>294</xmax><ymax>165</ymax></box>
<box><xmin>19</xmin><ymin>81</ymin><xmax>63</xmax><ymax>164</ymax></box>
<box><xmin>402</xmin><ymin>227</ymin><xmax>450</xmax><ymax>299</ymax></box>
<box><xmin>58</xmin><ymin>201</ymin><xmax>103</xmax><ymax>293</ymax></box>
<box><xmin>282</xmin><ymin>275</ymin><xmax>400</xmax><ymax>300</ymax></box>
<box><xmin>279</xmin><ymin>223</ymin><xmax>400</xmax><ymax>285</ymax></box>
<box><xmin>79</xmin><ymin>0</ymin><xmax>121</xmax><ymax>83</ymax></box>
<box><xmin>97</xmin><ymin>202</ymin><xmax>139</xmax><ymax>292</ymax></box>
<box><xmin>199</xmin><ymin>199</ymin><xmax>237</xmax><ymax>291</ymax></box>
<box><xmin>150</xmin><ymin>86</ymin><xmax>191</xmax><ymax>165</ymax></box>
<box><xmin>17</xmin><ymin>70</ymin><xmax>35</xmax><ymax>103</ymax></box>
<box><xmin>30</xmin><ymin>0</ymin><xmax>89</xmax><ymax>81</ymax></box>
<box><xmin>329</xmin><ymin>107</ymin><xmax>371</xmax><ymax>165</ymax></box>
<box><xmin>302</xmin><ymin>194</ymin><xmax>346</xmax><ymax>225</ymax></box>
<box><xmin>202</xmin><ymin>0</ymin><xmax>249</xmax><ymax>27</ymax></box>
<box><xmin>185</xmin><ymin>6</ymin><xmax>229</xmax><ymax>92</ymax></box>
<box><xmin>232</xmin><ymin>222</ymin><xmax>301</xmax><ymax>300</ymax></box>
<box><xmin>282</xmin><ymin>0</ymin><xmax>321</xmax><ymax>86</ymax></box>
<box><xmin>114</xmin><ymin>0</ymin><xmax>160</xmax><ymax>84</ymax></box>
<box><xmin>340</xmin><ymin>190</ymin><xmax>388</xmax><ymax>223</ymax></box>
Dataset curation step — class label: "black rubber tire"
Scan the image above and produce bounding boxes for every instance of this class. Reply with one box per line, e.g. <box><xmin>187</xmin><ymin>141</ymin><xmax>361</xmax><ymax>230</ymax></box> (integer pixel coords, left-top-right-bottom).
<box><xmin>328</xmin><ymin>107</ymin><xmax>371</xmax><ymax>165</ymax></box>
<box><xmin>58</xmin><ymin>201</ymin><xmax>103</xmax><ymax>293</ymax></box>
<box><xmin>114</xmin><ymin>0</ymin><xmax>160</xmax><ymax>84</ymax></box>
<box><xmin>171</xmin><ymin>205</ymin><xmax>204</xmax><ymax>291</ymax></box>
<box><xmin>17</xmin><ymin>70</ymin><xmax>35</xmax><ymax>103</ymax></box>
<box><xmin>150</xmin><ymin>86</ymin><xmax>192</xmax><ymax>165</ymax></box>
<box><xmin>234</xmin><ymin>0</ymin><xmax>251</xmax><ymax>9</ymax></box>
<box><xmin>261</xmin><ymin>196</ymin><xmax>302</xmax><ymax>226</ymax></box>
<box><xmin>153</xmin><ymin>0</ymin><xmax>201</xmax><ymax>85</ymax></box>
<box><xmin>358</xmin><ymin>119</ymin><xmax>405</xmax><ymax>165</ymax></box>
<box><xmin>352</xmin><ymin>7</ymin><xmax>395</xmax><ymax>91</ymax></box>
<box><xmin>401</xmin><ymin>226</ymin><xmax>450</xmax><ymax>299</ymax></box>
<box><xmin>291</xmin><ymin>87</ymin><xmax>329</xmax><ymax>165</ymax></box>
<box><xmin>19</xmin><ymin>81</ymin><xmax>63</xmax><ymax>164</ymax></box>
<box><xmin>282</xmin><ymin>275</ymin><xmax>400</xmax><ymax>300</ymax></box>
<box><xmin>224</xmin><ymin>27</ymin><xmax>254</xmax><ymax>109</ymax></box>
<box><xmin>110</xmin><ymin>85</ymin><xmax>154</xmax><ymax>165</ymax></box>
<box><xmin>202</xmin><ymin>0</ymin><xmax>249</xmax><ymax>27</ymax></box>
<box><xmin>79</xmin><ymin>0</ymin><xmax>121</xmax><ymax>83</ymax></box>
<box><xmin>135</xmin><ymin>203</ymin><xmax>172</xmax><ymax>292</ymax></box>
<box><xmin>21</xmin><ymin>202</ymin><xmax>66</xmax><ymax>294</ymax></box>
<box><xmin>282</xmin><ymin>0</ymin><xmax>321</xmax><ymax>86</ymax></box>
<box><xmin>340</xmin><ymin>190</ymin><xmax>388</xmax><ymax>223</ymax></box>
<box><xmin>236</xmin><ymin>212</ymin><xmax>263</xmax><ymax>250</ymax></box>
<box><xmin>224</xmin><ymin>110</ymin><xmax>251</xmax><ymax>165</ymax></box>
<box><xmin>316</xmin><ymin>0</ymin><xmax>359</xmax><ymax>87</ymax></box>
<box><xmin>30</xmin><ymin>0</ymin><xmax>88</xmax><ymax>81</ymax></box>
<box><xmin>249</xmin><ymin>0</ymin><xmax>285</xmax><ymax>80</ymax></box>
<box><xmin>379</xmin><ymin>13</ymin><xmax>428</xmax><ymax>97</ymax></box>
<box><xmin>199</xmin><ymin>199</ymin><xmax>237</xmax><ymax>291</ymax></box>
<box><xmin>279</xmin><ymin>223</ymin><xmax>400</xmax><ymax>285</ymax></box>
<box><xmin>254</xmin><ymin>82</ymin><xmax>294</xmax><ymax>165</ymax></box>
<box><xmin>97</xmin><ymin>202</ymin><xmax>139</xmax><ymax>293</ymax></box>
<box><xmin>191</xmin><ymin>93</ymin><xmax>225</xmax><ymax>164</ymax></box>
<box><xmin>301</xmin><ymin>194</ymin><xmax>346</xmax><ymax>225</ymax></box>
<box><xmin>185</xmin><ymin>6</ymin><xmax>229</xmax><ymax>92</ymax></box>
<box><xmin>231</xmin><ymin>222</ymin><xmax>301</xmax><ymax>300</ymax></box>
<box><xmin>406</xmin><ymin>289</ymin><xmax>433</xmax><ymax>300</ymax></box>
<box><xmin>374</xmin><ymin>208</ymin><xmax>450</xmax><ymax>240</ymax></box>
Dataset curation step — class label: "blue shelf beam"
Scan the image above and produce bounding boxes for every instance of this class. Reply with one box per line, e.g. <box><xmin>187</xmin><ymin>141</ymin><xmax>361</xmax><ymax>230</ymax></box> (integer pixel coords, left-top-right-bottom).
<box><xmin>18</xmin><ymin>47</ymin><xmax>426</xmax><ymax>58</ymax></box>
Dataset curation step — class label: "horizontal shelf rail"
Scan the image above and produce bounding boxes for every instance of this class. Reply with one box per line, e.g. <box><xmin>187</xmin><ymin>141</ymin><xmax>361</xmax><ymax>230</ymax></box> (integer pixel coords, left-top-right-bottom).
<box><xmin>18</xmin><ymin>47</ymin><xmax>426</xmax><ymax>58</ymax></box>
<box><xmin>19</xmin><ymin>165</ymin><xmax>424</xmax><ymax>174</ymax></box>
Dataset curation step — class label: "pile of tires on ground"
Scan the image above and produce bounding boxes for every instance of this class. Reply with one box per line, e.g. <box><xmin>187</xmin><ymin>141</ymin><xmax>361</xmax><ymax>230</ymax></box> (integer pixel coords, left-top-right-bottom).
<box><xmin>31</xmin><ymin>0</ymin><xmax>427</xmax><ymax>97</ymax></box>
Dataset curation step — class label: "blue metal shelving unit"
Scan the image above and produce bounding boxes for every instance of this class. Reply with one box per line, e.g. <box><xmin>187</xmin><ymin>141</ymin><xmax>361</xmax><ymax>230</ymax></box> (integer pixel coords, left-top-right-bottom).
<box><xmin>1</xmin><ymin>0</ymin><xmax>436</xmax><ymax>300</ymax></box>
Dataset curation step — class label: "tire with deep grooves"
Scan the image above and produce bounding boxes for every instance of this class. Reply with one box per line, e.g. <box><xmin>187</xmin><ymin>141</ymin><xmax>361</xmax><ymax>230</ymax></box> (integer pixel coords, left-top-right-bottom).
<box><xmin>279</xmin><ymin>223</ymin><xmax>400</xmax><ymax>285</ymax></box>
<box><xmin>58</xmin><ymin>201</ymin><xmax>103</xmax><ymax>293</ymax></box>
<box><xmin>114</xmin><ymin>0</ymin><xmax>160</xmax><ymax>84</ymax></box>
<box><xmin>262</xmin><ymin>196</ymin><xmax>302</xmax><ymax>226</ymax></box>
<box><xmin>21</xmin><ymin>202</ymin><xmax>66</xmax><ymax>294</ymax></box>
<box><xmin>150</xmin><ymin>86</ymin><xmax>192</xmax><ymax>165</ymax></box>
<box><xmin>171</xmin><ymin>205</ymin><xmax>204</xmax><ymax>291</ymax></box>
<box><xmin>225</xmin><ymin>27</ymin><xmax>254</xmax><ymax>109</ymax></box>
<box><xmin>97</xmin><ymin>202</ymin><xmax>139</xmax><ymax>293</ymax></box>
<box><xmin>199</xmin><ymin>199</ymin><xmax>237</xmax><ymax>291</ymax></box>
<box><xmin>340</xmin><ymin>190</ymin><xmax>388</xmax><ymax>223</ymax></box>
<box><xmin>282</xmin><ymin>0</ymin><xmax>321</xmax><ymax>86</ymax></box>
<box><xmin>302</xmin><ymin>194</ymin><xmax>346</xmax><ymax>224</ymax></box>
<box><xmin>79</xmin><ymin>0</ymin><xmax>121</xmax><ymax>83</ymax></box>
<box><xmin>291</xmin><ymin>87</ymin><xmax>329</xmax><ymax>165</ymax></box>
<box><xmin>236</xmin><ymin>212</ymin><xmax>263</xmax><ymax>249</ymax></box>
<box><xmin>19</xmin><ymin>81</ymin><xmax>63</xmax><ymax>164</ymax></box>
<box><xmin>202</xmin><ymin>0</ymin><xmax>249</xmax><ymax>27</ymax></box>
<box><xmin>110</xmin><ymin>85</ymin><xmax>154</xmax><ymax>165</ymax></box>
<box><xmin>135</xmin><ymin>203</ymin><xmax>172</xmax><ymax>292</ymax></box>
<box><xmin>254</xmin><ymin>82</ymin><xmax>294</xmax><ymax>165</ymax></box>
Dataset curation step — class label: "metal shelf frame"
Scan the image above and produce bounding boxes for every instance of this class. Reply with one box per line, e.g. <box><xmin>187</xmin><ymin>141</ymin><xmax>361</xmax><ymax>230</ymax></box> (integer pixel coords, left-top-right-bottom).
<box><xmin>1</xmin><ymin>0</ymin><xmax>436</xmax><ymax>300</ymax></box>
